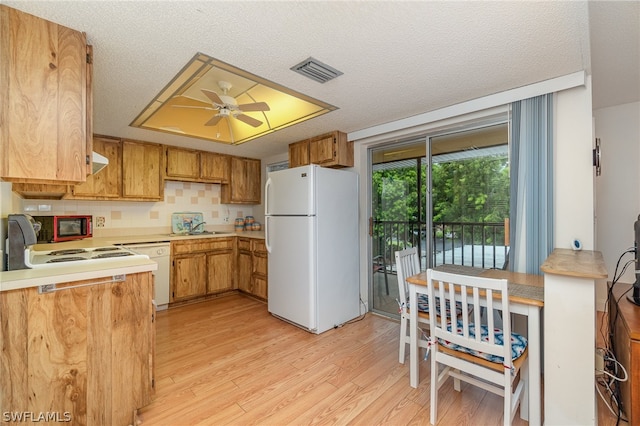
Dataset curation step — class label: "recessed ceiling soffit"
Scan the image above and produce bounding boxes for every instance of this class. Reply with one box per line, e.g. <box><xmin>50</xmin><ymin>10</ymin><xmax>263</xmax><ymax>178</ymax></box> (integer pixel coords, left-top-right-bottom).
<box><xmin>130</xmin><ymin>53</ymin><xmax>338</xmax><ymax>145</ymax></box>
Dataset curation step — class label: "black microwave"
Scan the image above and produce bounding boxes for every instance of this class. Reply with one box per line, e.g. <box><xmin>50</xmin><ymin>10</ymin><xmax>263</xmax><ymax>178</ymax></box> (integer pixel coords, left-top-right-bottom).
<box><xmin>32</xmin><ymin>215</ymin><xmax>92</xmax><ymax>243</ymax></box>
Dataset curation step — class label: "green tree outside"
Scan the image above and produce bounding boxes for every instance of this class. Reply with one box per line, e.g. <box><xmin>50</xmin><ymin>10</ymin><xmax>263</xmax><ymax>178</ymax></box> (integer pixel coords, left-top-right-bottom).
<box><xmin>372</xmin><ymin>153</ymin><xmax>509</xmax><ymax>251</ymax></box>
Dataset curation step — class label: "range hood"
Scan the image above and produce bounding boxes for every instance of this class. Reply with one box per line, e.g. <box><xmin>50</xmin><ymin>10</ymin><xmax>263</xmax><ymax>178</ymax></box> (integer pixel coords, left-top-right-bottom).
<box><xmin>92</xmin><ymin>151</ymin><xmax>109</xmax><ymax>174</ymax></box>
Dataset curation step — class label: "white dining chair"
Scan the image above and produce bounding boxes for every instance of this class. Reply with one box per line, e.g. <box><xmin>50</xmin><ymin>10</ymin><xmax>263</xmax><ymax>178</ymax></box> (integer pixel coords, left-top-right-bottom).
<box><xmin>426</xmin><ymin>268</ymin><xmax>528</xmax><ymax>426</ymax></box>
<box><xmin>395</xmin><ymin>247</ymin><xmax>430</xmax><ymax>363</ymax></box>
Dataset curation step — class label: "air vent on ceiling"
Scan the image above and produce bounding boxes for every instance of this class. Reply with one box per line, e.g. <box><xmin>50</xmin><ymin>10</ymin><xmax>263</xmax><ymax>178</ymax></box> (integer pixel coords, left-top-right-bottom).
<box><xmin>290</xmin><ymin>57</ymin><xmax>343</xmax><ymax>83</ymax></box>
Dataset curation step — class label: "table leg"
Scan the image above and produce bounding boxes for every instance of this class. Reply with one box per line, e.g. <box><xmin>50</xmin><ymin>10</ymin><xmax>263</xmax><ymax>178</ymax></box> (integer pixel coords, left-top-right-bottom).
<box><xmin>409</xmin><ymin>283</ymin><xmax>419</xmax><ymax>388</ymax></box>
<box><xmin>526</xmin><ymin>306</ymin><xmax>541</xmax><ymax>425</ymax></box>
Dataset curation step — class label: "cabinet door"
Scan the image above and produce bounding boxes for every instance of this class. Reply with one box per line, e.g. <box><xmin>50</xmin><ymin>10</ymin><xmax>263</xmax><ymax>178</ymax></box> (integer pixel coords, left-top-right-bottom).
<box><xmin>72</xmin><ymin>136</ymin><xmax>121</xmax><ymax>198</ymax></box>
<box><xmin>237</xmin><ymin>250</ymin><xmax>252</xmax><ymax>293</ymax></box>
<box><xmin>0</xmin><ymin>272</ymin><xmax>153</xmax><ymax>425</ymax></box>
<box><xmin>288</xmin><ymin>140</ymin><xmax>310</xmax><ymax>168</ymax></box>
<box><xmin>309</xmin><ymin>136</ymin><xmax>335</xmax><ymax>165</ymax></box>
<box><xmin>172</xmin><ymin>254</ymin><xmax>207</xmax><ymax>301</ymax></box>
<box><xmin>207</xmin><ymin>250</ymin><xmax>234</xmax><ymax>293</ymax></box>
<box><xmin>252</xmin><ymin>276</ymin><xmax>268</xmax><ymax>300</ymax></box>
<box><xmin>165</xmin><ymin>147</ymin><xmax>199</xmax><ymax>179</ymax></box>
<box><xmin>200</xmin><ymin>152</ymin><xmax>230</xmax><ymax>183</ymax></box>
<box><xmin>246</xmin><ymin>158</ymin><xmax>261</xmax><ymax>203</ymax></box>
<box><xmin>122</xmin><ymin>140</ymin><xmax>163</xmax><ymax>200</ymax></box>
<box><xmin>252</xmin><ymin>252</ymin><xmax>268</xmax><ymax>278</ymax></box>
<box><xmin>0</xmin><ymin>6</ymin><xmax>88</xmax><ymax>183</ymax></box>
<box><xmin>222</xmin><ymin>157</ymin><xmax>261</xmax><ymax>204</ymax></box>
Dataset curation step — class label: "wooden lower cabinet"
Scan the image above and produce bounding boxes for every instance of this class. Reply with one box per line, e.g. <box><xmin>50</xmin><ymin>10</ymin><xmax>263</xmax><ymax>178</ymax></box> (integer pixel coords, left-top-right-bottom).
<box><xmin>207</xmin><ymin>249</ymin><xmax>234</xmax><ymax>293</ymax></box>
<box><xmin>173</xmin><ymin>252</ymin><xmax>207</xmax><ymax>301</ymax></box>
<box><xmin>171</xmin><ymin>238</ymin><xmax>235</xmax><ymax>303</ymax></box>
<box><xmin>610</xmin><ymin>283</ymin><xmax>640</xmax><ymax>424</ymax></box>
<box><xmin>251</xmin><ymin>239</ymin><xmax>268</xmax><ymax>299</ymax></box>
<box><xmin>0</xmin><ymin>272</ymin><xmax>155</xmax><ymax>426</ymax></box>
<box><xmin>237</xmin><ymin>237</ymin><xmax>268</xmax><ymax>300</ymax></box>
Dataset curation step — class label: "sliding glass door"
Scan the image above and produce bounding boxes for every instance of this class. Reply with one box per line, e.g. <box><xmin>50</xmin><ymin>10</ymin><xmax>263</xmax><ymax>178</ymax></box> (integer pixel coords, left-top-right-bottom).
<box><xmin>369</xmin><ymin>123</ymin><xmax>509</xmax><ymax>317</ymax></box>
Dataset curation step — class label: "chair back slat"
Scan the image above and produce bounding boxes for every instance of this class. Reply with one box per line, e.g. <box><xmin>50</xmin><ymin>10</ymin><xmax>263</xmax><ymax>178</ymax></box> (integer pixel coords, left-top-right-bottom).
<box><xmin>427</xmin><ymin>269</ymin><xmax>512</xmax><ymax>366</ymax></box>
<box><xmin>395</xmin><ymin>248</ymin><xmax>420</xmax><ymax>304</ymax></box>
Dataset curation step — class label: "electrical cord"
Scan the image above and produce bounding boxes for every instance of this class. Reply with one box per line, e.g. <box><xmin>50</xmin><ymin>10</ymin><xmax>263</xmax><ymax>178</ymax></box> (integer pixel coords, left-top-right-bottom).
<box><xmin>338</xmin><ymin>298</ymin><xmax>368</xmax><ymax>328</ymax></box>
<box><xmin>599</xmin><ymin>247</ymin><xmax>635</xmax><ymax>424</ymax></box>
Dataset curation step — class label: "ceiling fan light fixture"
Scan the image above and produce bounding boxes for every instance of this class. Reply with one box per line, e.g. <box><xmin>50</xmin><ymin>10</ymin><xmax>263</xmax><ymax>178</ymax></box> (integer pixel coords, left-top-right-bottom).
<box><xmin>130</xmin><ymin>53</ymin><xmax>338</xmax><ymax>145</ymax></box>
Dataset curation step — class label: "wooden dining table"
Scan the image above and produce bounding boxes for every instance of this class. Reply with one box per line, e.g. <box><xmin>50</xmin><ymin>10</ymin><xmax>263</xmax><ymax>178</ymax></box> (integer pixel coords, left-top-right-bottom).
<box><xmin>405</xmin><ymin>264</ymin><xmax>544</xmax><ymax>426</ymax></box>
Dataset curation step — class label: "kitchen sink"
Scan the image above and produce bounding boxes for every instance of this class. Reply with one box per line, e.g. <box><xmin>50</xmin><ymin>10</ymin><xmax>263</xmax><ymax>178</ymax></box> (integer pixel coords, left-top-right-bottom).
<box><xmin>168</xmin><ymin>231</ymin><xmax>217</xmax><ymax>237</ymax></box>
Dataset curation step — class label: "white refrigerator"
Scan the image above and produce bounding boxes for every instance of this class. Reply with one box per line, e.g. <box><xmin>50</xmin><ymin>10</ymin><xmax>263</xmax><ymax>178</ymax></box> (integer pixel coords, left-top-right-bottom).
<box><xmin>265</xmin><ymin>165</ymin><xmax>360</xmax><ymax>334</ymax></box>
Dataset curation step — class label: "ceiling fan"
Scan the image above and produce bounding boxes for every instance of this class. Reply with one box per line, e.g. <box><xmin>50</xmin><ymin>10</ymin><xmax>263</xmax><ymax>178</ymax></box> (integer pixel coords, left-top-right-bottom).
<box><xmin>174</xmin><ymin>81</ymin><xmax>270</xmax><ymax>128</ymax></box>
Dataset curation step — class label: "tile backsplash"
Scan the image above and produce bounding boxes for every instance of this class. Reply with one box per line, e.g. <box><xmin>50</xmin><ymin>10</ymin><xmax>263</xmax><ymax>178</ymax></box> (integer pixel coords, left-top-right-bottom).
<box><xmin>19</xmin><ymin>181</ymin><xmax>254</xmax><ymax>236</ymax></box>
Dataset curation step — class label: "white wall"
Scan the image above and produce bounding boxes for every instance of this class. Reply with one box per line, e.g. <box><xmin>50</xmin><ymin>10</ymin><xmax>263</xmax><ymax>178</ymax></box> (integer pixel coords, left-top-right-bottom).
<box><xmin>594</xmin><ymin>101</ymin><xmax>640</xmax><ymax>309</ymax></box>
<box><xmin>554</xmin><ymin>77</ymin><xmax>596</xmax><ymax>250</ymax></box>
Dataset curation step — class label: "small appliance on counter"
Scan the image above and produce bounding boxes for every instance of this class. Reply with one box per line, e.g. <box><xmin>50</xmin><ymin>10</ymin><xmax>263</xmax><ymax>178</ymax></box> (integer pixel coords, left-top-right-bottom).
<box><xmin>5</xmin><ymin>214</ymin><xmax>39</xmax><ymax>270</ymax></box>
<box><xmin>4</xmin><ymin>214</ymin><xmax>148</xmax><ymax>271</ymax></box>
<box><xmin>32</xmin><ymin>215</ymin><xmax>92</xmax><ymax>243</ymax></box>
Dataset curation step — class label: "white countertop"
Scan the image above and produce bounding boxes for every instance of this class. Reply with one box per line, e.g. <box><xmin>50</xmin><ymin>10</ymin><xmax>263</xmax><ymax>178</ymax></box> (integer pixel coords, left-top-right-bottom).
<box><xmin>33</xmin><ymin>230</ymin><xmax>265</xmax><ymax>250</ymax></box>
<box><xmin>0</xmin><ymin>257</ymin><xmax>158</xmax><ymax>292</ymax></box>
<box><xmin>0</xmin><ymin>230</ymin><xmax>265</xmax><ymax>292</ymax></box>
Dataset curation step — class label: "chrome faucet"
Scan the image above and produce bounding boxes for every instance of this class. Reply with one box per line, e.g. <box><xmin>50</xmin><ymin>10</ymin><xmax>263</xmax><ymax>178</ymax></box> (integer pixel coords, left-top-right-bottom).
<box><xmin>191</xmin><ymin>221</ymin><xmax>206</xmax><ymax>233</ymax></box>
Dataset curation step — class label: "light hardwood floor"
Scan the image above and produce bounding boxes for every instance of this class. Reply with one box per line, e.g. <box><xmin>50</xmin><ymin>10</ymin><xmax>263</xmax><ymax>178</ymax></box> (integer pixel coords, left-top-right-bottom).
<box><xmin>138</xmin><ymin>294</ymin><xmax>620</xmax><ymax>425</ymax></box>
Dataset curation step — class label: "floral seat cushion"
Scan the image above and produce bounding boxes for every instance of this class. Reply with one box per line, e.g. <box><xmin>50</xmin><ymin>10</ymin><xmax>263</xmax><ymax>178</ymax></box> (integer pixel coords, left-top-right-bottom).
<box><xmin>438</xmin><ymin>320</ymin><xmax>528</xmax><ymax>364</ymax></box>
<box><xmin>409</xmin><ymin>294</ymin><xmax>466</xmax><ymax>317</ymax></box>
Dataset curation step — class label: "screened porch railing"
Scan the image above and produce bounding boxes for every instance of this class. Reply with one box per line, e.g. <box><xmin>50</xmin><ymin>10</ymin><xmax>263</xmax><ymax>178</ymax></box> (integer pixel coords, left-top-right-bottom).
<box><xmin>372</xmin><ymin>220</ymin><xmax>509</xmax><ymax>272</ymax></box>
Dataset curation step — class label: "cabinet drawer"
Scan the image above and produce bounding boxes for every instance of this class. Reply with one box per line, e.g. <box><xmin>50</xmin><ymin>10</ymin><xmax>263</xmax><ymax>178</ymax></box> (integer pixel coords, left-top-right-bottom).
<box><xmin>251</xmin><ymin>239</ymin><xmax>267</xmax><ymax>254</ymax></box>
<box><xmin>237</xmin><ymin>238</ymin><xmax>251</xmax><ymax>252</ymax></box>
<box><xmin>172</xmin><ymin>238</ymin><xmax>233</xmax><ymax>254</ymax></box>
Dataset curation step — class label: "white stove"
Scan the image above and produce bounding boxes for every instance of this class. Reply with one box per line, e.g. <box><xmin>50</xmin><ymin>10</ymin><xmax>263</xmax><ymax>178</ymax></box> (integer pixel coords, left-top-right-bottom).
<box><xmin>25</xmin><ymin>246</ymin><xmax>149</xmax><ymax>269</ymax></box>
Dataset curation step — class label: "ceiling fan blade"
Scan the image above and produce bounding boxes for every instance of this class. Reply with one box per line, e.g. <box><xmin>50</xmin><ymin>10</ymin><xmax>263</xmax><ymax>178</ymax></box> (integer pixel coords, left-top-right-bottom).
<box><xmin>235</xmin><ymin>114</ymin><xmax>263</xmax><ymax>127</ymax></box>
<box><xmin>172</xmin><ymin>105</ymin><xmax>215</xmax><ymax>111</ymax></box>
<box><xmin>204</xmin><ymin>115</ymin><xmax>223</xmax><ymax>126</ymax></box>
<box><xmin>238</xmin><ymin>102</ymin><xmax>270</xmax><ymax>112</ymax></box>
<box><xmin>201</xmin><ymin>89</ymin><xmax>224</xmax><ymax>105</ymax></box>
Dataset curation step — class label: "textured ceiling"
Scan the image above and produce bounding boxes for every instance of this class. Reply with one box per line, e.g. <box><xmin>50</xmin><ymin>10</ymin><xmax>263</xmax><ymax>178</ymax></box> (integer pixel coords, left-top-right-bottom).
<box><xmin>4</xmin><ymin>1</ymin><xmax>639</xmax><ymax>160</ymax></box>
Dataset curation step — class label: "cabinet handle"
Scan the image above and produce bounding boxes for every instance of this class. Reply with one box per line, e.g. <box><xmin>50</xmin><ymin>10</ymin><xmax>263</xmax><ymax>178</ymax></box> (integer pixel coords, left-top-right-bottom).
<box><xmin>38</xmin><ymin>274</ymin><xmax>126</xmax><ymax>293</ymax></box>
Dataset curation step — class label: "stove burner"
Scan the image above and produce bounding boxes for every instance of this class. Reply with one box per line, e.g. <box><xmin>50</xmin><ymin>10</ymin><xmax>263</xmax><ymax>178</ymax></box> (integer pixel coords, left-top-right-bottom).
<box><xmin>46</xmin><ymin>257</ymin><xmax>88</xmax><ymax>263</ymax></box>
<box><xmin>92</xmin><ymin>247</ymin><xmax>120</xmax><ymax>252</ymax></box>
<box><xmin>50</xmin><ymin>249</ymin><xmax>87</xmax><ymax>256</ymax></box>
<box><xmin>92</xmin><ymin>252</ymin><xmax>134</xmax><ymax>259</ymax></box>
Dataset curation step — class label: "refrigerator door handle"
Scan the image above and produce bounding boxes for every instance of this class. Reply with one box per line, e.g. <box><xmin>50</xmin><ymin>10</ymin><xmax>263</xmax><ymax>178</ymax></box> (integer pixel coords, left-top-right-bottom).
<box><xmin>264</xmin><ymin>177</ymin><xmax>272</xmax><ymax>216</ymax></box>
<box><xmin>265</xmin><ymin>216</ymin><xmax>272</xmax><ymax>253</ymax></box>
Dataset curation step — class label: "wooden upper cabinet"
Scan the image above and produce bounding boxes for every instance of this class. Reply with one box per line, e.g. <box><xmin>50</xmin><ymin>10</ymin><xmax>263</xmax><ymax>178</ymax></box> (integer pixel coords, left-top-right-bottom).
<box><xmin>288</xmin><ymin>131</ymin><xmax>353</xmax><ymax>169</ymax></box>
<box><xmin>221</xmin><ymin>157</ymin><xmax>261</xmax><ymax>204</ymax></box>
<box><xmin>309</xmin><ymin>131</ymin><xmax>353</xmax><ymax>168</ymax></box>
<box><xmin>165</xmin><ymin>147</ymin><xmax>200</xmax><ymax>179</ymax></box>
<box><xmin>122</xmin><ymin>140</ymin><xmax>163</xmax><ymax>200</ymax></box>
<box><xmin>200</xmin><ymin>152</ymin><xmax>230</xmax><ymax>183</ymax></box>
<box><xmin>71</xmin><ymin>136</ymin><xmax>121</xmax><ymax>199</ymax></box>
<box><xmin>288</xmin><ymin>140</ymin><xmax>310</xmax><ymax>169</ymax></box>
<box><xmin>0</xmin><ymin>5</ymin><xmax>91</xmax><ymax>183</ymax></box>
<box><xmin>165</xmin><ymin>147</ymin><xmax>231</xmax><ymax>183</ymax></box>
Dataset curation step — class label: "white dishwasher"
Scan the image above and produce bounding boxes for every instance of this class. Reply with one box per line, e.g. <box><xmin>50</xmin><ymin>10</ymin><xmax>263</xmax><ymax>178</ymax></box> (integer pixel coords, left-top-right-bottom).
<box><xmin>123</xmin><ymin>242</ymin><xmax>171</xmax><ymax>310</ymax></box>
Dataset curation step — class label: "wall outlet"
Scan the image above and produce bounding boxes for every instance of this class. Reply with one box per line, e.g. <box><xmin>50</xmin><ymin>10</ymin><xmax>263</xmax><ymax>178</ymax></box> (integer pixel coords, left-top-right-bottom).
<box><xmin>95</xmin><ymin>216</ymin><xmax>106</xmax><ymax>228</ymax></box>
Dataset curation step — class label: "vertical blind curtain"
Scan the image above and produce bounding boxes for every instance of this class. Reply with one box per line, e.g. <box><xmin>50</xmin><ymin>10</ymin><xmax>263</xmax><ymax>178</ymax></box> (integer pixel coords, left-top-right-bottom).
<box><xmin>509</xmin><ymin>94</ymin><xmax>554</xmax><ymax>275</ymax></box>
